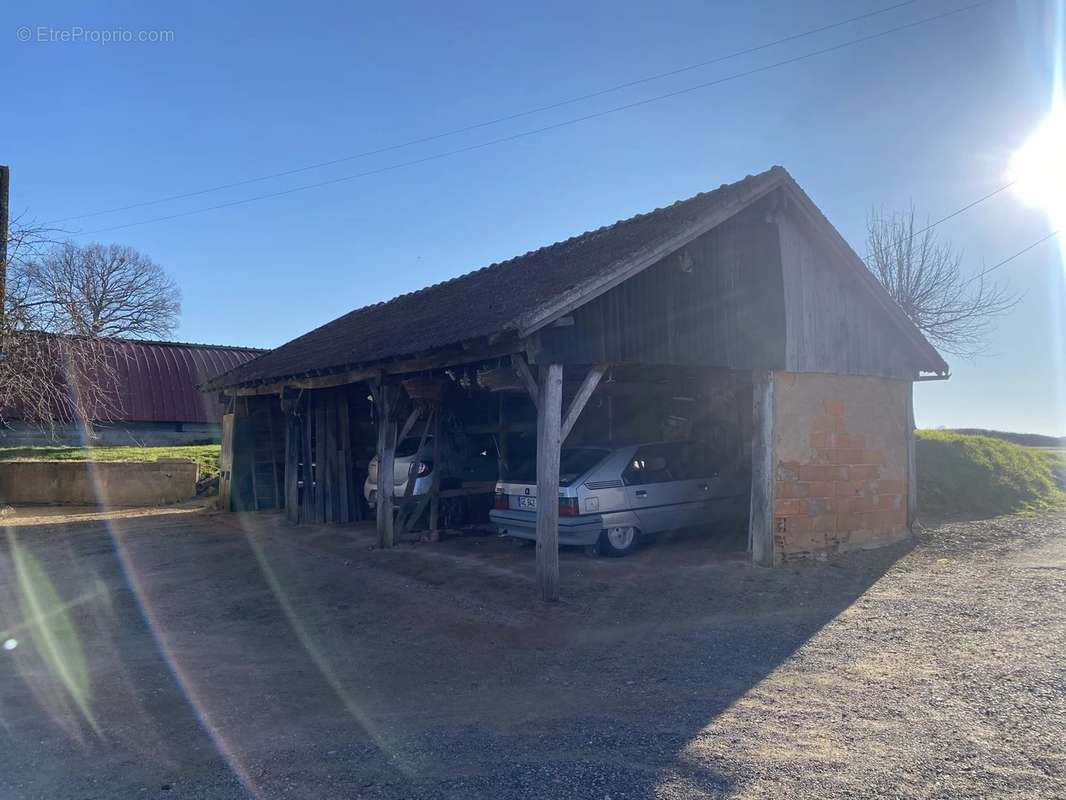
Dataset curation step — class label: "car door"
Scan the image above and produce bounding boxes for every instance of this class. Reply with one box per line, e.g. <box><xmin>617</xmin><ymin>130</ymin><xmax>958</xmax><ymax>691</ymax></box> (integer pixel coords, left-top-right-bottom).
<box><xmin>677</xmin><ymin>441</ymin><xmax>720</xmax><ymax>528</ymax></box>
<box><xmin>623</xmin><ymin>443</ymin><xmax>689</xmax><ymax>533</ymax></box>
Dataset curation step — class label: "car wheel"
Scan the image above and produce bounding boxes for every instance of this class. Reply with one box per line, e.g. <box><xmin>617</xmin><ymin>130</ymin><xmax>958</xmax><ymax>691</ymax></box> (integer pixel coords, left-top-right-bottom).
<box><xmin>598</xmin><ymin>525</ymin><xmax>639</xmax><ymax>557</ymax></box>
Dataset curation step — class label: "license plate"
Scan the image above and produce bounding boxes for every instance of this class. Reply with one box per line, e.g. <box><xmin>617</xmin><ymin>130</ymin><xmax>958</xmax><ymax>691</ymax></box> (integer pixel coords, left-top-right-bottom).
<box><xmin>517</xmin><ymin>495</ymin><xmax>537</xmax><ymax>510</ymax></box>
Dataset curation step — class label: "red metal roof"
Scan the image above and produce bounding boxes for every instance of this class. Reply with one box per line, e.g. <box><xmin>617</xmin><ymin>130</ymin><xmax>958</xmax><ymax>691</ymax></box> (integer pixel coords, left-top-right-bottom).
<box><xmin>106</xmin><ymin>339</ymin><xmax>263</xmax><ymax>423</ymax></box>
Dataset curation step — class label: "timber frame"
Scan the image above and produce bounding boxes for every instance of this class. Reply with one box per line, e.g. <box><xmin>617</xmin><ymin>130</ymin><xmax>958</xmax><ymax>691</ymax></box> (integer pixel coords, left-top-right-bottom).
<box><xmin>209</xmin><ymin>166</ymin><xmax>948</xmax><ymax>601</ymax></box>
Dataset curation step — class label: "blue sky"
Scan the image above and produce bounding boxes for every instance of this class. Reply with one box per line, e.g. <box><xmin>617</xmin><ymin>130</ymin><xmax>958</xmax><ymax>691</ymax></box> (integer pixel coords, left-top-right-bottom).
<box><xmin>2</xmin><ymin>0</ymin><xmax>1063</xmax><ymax>433</ymax></box>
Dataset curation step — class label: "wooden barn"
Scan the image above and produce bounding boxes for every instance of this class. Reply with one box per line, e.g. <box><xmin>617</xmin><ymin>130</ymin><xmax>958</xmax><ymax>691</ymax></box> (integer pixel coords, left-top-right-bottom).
<box><xmin>204</xmin><ymin>166</ymin><xmax>948</xmax><ymax>600</ymax></box>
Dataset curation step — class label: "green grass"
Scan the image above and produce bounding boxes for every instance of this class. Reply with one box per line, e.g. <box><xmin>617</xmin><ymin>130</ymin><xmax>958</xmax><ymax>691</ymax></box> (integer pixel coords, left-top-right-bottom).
<box><xmin>0</xmin><ymin>445</ymin><xmax>221</xmax><ymax>479</ymax></box>
<box><xmin>917</xmin><ymin>430</ymin><xmax>1065</xmax><ymax>516</ymax></box>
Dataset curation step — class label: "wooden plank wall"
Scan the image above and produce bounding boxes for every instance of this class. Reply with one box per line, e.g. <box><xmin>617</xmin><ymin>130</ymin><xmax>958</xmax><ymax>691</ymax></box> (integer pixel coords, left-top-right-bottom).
<box><xmin>284</xmin><ymin>386</ymin><xmax>367</xmax><ymax>525</ymax></box>
<box><xmin>777</xmin><ymin>208</ymin><xmax>917</xmax><ymax>380</ymax></box>
<box><xmin>534</xmin><ymin>209</ymin><xmax>786</xmax><ymax>369</ymax></box>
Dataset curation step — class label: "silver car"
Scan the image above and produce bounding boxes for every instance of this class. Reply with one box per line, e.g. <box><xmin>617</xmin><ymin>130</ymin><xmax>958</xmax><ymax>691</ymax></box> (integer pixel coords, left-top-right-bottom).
<box><xmin>489</xmin><ymin>441</ymin><xmax>748</xmax><ymax>556</ymax></box>
<box><xmin>364</xmin><ymin>433</ymin><xmax>499</xmax><ymax>514</ymax></box>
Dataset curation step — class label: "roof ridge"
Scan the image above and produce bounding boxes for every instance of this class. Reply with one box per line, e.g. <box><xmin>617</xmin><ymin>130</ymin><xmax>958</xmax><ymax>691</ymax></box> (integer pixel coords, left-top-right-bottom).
<box><xmin>103</xmin><ymin>336</ymin><xmax>267</xmax><ymax>351</ymax></box>
<box><xmin>320</xmin><ymin>177</ymin><xmax>761</xmax><ymax>323</ymax></box>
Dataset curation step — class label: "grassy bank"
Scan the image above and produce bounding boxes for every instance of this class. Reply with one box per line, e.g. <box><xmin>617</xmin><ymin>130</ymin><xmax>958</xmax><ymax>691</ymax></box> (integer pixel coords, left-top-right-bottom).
<box><xmin>917</xmin><ymin>430</ymin><xmax>1065</xmax><ymax>516</ymax></box>
<box><xmin>0</xmin><ymin>445</ymin><xmax>221</xmax><ymax>479</ymax></box>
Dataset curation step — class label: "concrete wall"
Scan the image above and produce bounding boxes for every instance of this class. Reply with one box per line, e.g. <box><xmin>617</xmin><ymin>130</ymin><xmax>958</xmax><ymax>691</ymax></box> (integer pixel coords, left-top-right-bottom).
<box><xmin>0</xmin><ymin>460</ymin><xmax>199</xmax><ymax>506</ymax></box>
<box><xmin>772</xmin><ymin>372</ymin><xmax>911</xmax><ymax>561</ymax></box>
<box><xmin>0</xmin><ymin>421</ymin><xmax>222</xmax><ymax>447</ymax></box>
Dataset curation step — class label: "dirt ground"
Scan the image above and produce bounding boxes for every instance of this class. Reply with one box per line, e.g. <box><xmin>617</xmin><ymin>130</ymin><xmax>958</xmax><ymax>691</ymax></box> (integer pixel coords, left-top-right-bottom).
<box><xmin>0</xmin><ymin>505</ymin><xmax>1062</xmax><ymax>800</ymax></box>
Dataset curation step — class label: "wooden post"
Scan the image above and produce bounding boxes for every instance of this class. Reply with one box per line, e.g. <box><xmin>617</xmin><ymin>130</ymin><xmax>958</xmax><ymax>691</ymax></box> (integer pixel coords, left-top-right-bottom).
<box><xmin>283</xmin><ymin>400</ymin><xmax>300</xmax><ymax>523</ymax></box>
<box><xmin>428</xmin><ymin>403</ymin><xmax>442</xmax><ymax>535</ymax></box>
<box><xmin>906</xmin><ymin>380</ymin><xmax>917</xmax><ymax>532</ymax></box>
<box><xmin>0</xmin><ymin>165</ymin><xmax>8</xmax><ymax>337</ymax></box>
<box><xmin>749</xmin><ymin>370</ymin><xmax>775</xmax><ymax>566</ymax></box>
<box><xmin>219</xmin><ymin>412</ymin><xmax>234</xmax><ymax>512</ymax></box>
<box><xmin>375</xmin><ymin>382</ymin><xmax>398</xmax><ymax>548</ymax></box>
<box><xmin>535</xmin><ymin>363</ymin><xmax>563</xmax><ymax>602</ymax></box>
<box><xmin>245</xmin><ymin>398</ymin><xmax>260</xmax><ymax>512</ymax></box>
<box><xmin>561</xmin><ymin>364</ymin><xmax>606</xmax><ymax>443</ymax></box>
<box><xmin>497</xmin><ymin>393</ymin><xmax>509</xmax><ymax>480</ymax></box>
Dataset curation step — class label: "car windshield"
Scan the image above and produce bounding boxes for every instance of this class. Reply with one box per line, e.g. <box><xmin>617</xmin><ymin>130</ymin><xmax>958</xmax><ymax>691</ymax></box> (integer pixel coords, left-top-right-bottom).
<box><xmin>509</xmin><ymin>447</ymin><xmax>609</xmax><ymax>486</ymax></box>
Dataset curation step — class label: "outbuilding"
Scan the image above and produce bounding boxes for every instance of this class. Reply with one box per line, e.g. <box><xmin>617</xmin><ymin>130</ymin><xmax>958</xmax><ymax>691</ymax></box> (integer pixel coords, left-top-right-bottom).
<box><xmin>2</xmin><ymin>337</ymin><xmax>263</xmax><ymax>446</ymax></box>
<box><xmin>205</xmin><ymin>166</ymin><xmax>948</xmax><ymax>600</ymax></box>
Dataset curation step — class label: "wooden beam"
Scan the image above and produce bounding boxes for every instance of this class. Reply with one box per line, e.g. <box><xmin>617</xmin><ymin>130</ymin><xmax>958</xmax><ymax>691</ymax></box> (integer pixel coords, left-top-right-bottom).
<box><xmin>535</xmin><ymin>363</ymin><xmax>563</xmax><ymax>602</ymax></box>
<box><xmin>219</xmin><ymin>412</ymin><xmax>234</xmax><ymax>512</ymax></box>
<box><xmin>906</xmin><ymin>381</ymin><xmax>917</xmax><ymax>532</ymax></box>
<box><xmin>373</xmin><ymin>382</ymin><xmax>398</xmax><ymax>548</ymax></box>
<box><xmin>512</xmin><ymin>353</ymin><xmax>539</xmax><ymax>409</ymax></box>
<box><xmin>284</xmin><ymin>403</ymin><xmax>300</xmax><ymax>523</ymax></box>
<box><xmin>226</xmin><ymin>337</ymin><xmax>525</xmax><ymax>396</ymax></box>
<box><xmin>560</xmin><ymin>364</ymin><xmax>606</xmax><ymax>443</ymax></box>
<box><xmin>428</xmin><ymin>406</ymin><xmax>442</xmax><ymax>536</ymax></box>
<box><xmin>497</xmin><ymin>393</ymin><xmax>509</xmax><ymax>481</ymax></box>
<box><xmin>749</xmin><ymin>370</ymin><xmax>775</xmax><ymax>566</ymax></box>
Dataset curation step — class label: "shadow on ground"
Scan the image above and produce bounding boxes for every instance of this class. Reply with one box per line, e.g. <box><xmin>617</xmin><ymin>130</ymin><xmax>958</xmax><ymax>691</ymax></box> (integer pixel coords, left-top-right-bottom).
<box><xmin>0</xmin><ymin>507</ymin><xmax>913</xmax><ymax>799</ymax></box>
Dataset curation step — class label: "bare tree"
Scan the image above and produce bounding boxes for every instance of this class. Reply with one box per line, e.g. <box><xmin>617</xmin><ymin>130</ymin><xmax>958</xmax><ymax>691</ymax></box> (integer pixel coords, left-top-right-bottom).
<box><xmin>0</xmin><ymin>330</ymin><xmax>124</xmax><ymax>435</ymax></box>
<box><xmin>20</xmin><ymin>241</ymin><xmax>181</xmax><ymax>338</ymax></box>
<box><xmin>0</xmin><ymin>223</ymin><xmax>175</xmax><ymax>433</ymax></box>
<box><xmin>865</xmin><ymin>205</ymin><xmax>1018</xmax><ymax>358</ymax></box>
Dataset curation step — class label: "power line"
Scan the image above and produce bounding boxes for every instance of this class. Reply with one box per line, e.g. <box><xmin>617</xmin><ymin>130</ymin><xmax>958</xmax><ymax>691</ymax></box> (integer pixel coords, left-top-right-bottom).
<box><xmin>79</xmin><ymin>1</ymin><xmax>990</xmax><ymax>236</ymax></box>
<box><xmin>862</xmin><ymin>180</ymin><xmax>1017</xmax><ymax>261</ymax></box>
<box><xmin>960</xmin><ymin>229</ymin><xmax>1060</xmax><ymax>287</ymax></box>
<box><xmin>49</xmin><ymin>0</ymin><xmax>926</xmax><ymax>225</ymax></box>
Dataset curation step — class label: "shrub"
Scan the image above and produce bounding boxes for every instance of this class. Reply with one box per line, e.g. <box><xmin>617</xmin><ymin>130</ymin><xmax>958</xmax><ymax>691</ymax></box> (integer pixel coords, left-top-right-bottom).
<box><xmin>917</xmin><ymin>430</ymin><xmax>1065</xmax><ymax>516</ymax></box>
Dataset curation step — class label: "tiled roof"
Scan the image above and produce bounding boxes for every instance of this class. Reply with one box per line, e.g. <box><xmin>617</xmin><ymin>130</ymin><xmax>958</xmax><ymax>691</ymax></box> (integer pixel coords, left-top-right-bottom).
<box><xmin>209</xmin><ymin>167</ymin><xmax>788</xmax><ymax>389</ymax></box>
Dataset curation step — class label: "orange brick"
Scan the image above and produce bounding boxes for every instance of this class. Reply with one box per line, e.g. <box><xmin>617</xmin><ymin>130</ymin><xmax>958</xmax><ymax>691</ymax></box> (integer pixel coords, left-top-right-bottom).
<box><xmin>783</xmin><ymin>530</ymin><xmax>826</xmax><ymax>551</ymax></box>
<box><xmin>849</xmin><ymin>464</ymin><xmax>880</xmax><ymax>481</ymax></box>
<box><xmin>871</xmin><ymin>509</ymin><xmax>906</xmax><ymax>530</ymax></box>
<box><xmin>779</xmin><ymin>514</ymin><xmax>813</xmax><ymax>532</ymax></box>
<box><xmin>835</xmin><ymin>480</ymin><xmax>867</xmax><ymax>497</ymax></box>
<box><xmin>798</xmin><ymin>464</ymin><xmax>833</xmax><ymax>482</ymax></box>
<box><xmin>836</xmin><ymin>513</ymin><xmax>862</xmax><ymax>531</ymax></box>
<box><xmin>805</xmin><ymin>481</ymin><xmax>834</xmax><ymax>498</ymax></box>
<box><xmin>830</xmin><ymin>432</ymin><xmax>852</xmax><ymax>449</ymax></box>
<box><xmin>804</xmin><ymin>497</ymin><xmax>826</xmax><ymax>515</ymax></box>
<box><xmin>809</xmin><ymin>465</ymin><xmax>848</xmax><ymax>482</ymax></box>
<box><xmin>824</xmin><ymin>399</ymin><xmax>845</xmax><ymax>417</ymax></box>
<box><xmin>813</xmin><ymin>416</ymin><xmax>842</xmax><ymax>434</ymax></box>
<box><xmin>874</xmin><ymin>494</ymin><xmax>902</xmax><ymax>511</ymax></box>
<box><xmin>809</xmin><ymin>431</ymin><xmax>828</xmax><ymax>449</ymax></box>
<box><xmin>850</xmin><ymin>432</ymin><xmax>866</xmax><ymax>449</ymax></box>
<box><xmin>829</xmin><ymin>448</ymin><xmax>864</xmax><ymax>465</ymax></box>
<box><xmin>862</xmin><ymin>449</ymin><xmax>884</xmax><ymax>465</ymax></box>
<box><xmin>776</xmin><ymin>461</ymin><xmax>800</xmax><ymax>481</ymax></box>
<box><xmin>878</xmin><ymin>479</ymin><xmax>905</xmax><ymax>495</ymax></box>
<box><xmin>775</xmin><ymin>498</ymin><xmax>804</xmax><ymax>516</ymax></box>
<box><xmin>811</xmin><ymin>513</ymin><xmax>837</xmax><ymax>531</ymax></box>
<box><xmin>848</xmin><ymin>495</ymin><xmax>875</xmax><ymax>513</ymax></box>
<box><xmin>824</xmin><ymin>497</ymin><xmax>848</xmax><ymax>514</ymax></box>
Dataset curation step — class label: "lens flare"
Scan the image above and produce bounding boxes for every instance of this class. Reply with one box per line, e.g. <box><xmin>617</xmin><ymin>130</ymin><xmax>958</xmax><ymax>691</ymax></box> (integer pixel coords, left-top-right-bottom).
<box><xmin>1009</xmin><ymin>108</ymin><xmax>1066</xmax><ymax>227</ymax></box>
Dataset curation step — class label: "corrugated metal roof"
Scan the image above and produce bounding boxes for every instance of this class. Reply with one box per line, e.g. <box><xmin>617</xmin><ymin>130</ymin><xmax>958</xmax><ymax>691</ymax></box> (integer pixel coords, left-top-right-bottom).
<box><xmin>105</xmin><ymin>339</ymin><xmax>263</xmax><ymax>422</ymax></box>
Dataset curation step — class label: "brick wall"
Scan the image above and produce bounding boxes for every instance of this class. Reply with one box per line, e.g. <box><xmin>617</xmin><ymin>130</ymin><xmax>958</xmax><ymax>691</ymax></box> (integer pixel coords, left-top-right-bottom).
<box><xmin>772</xmin><ymin>372</ymin><xmax>911</xmax><ymax>561</ymax></box>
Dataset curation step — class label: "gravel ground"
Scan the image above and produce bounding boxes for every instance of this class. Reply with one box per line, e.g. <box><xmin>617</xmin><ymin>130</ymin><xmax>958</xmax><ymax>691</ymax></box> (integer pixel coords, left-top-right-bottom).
<box><xmin>0</xmin><ymin>507</ymin><xmax>1062</xmax><ymax>799</ymax></box>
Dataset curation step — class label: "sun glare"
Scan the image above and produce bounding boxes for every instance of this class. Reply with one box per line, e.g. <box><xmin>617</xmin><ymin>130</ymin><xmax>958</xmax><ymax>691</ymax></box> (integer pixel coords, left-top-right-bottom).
<box><xmin>1009</xmin><ymin>109</ymin><xmax>1066</xmax><ymax>227</ymax></box>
